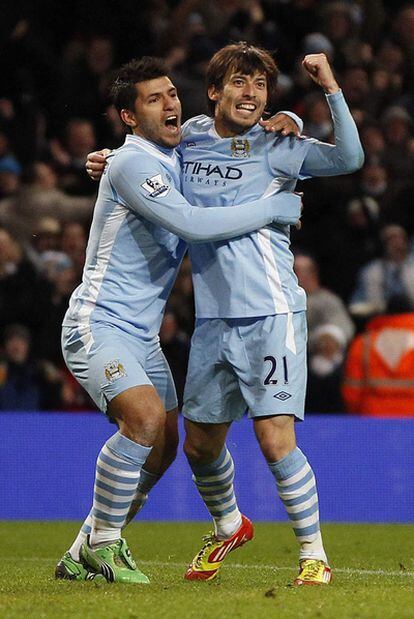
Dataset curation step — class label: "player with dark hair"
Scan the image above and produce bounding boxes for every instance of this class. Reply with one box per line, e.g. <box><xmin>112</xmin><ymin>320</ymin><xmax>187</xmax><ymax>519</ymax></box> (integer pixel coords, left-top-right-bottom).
<box><xmin>55</xmin><ymin>55</ymin><xmax>302</xmax><ymax>584</ymax></box>
<box><xmin>177</xmin><ymin>42</ymin><xmax>363</xmax><ymax>585</ymax></box>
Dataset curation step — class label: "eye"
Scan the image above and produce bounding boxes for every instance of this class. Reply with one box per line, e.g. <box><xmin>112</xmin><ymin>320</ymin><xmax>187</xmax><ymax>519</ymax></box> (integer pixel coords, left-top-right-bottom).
<box><xmin>233</xmin><ymin>79</ymin><xmax>244</xmax><ymax>86</ymax></box>
<box><xmin>256</xmin><ymin>81</ymin><xmax>266</xmax><ymax>89</ymax></box>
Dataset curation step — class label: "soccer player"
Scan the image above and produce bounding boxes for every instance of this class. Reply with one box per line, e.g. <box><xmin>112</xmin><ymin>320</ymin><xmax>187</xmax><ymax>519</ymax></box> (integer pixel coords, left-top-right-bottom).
<box><xmin>55</xmin><ymin>56</ymin><xmax>302</xmax><ymax>584</ymax></box>
<box><xmin>178</xmin><ymin>44</ymin><xmax>363</xmax><ymax>585</ymax></box>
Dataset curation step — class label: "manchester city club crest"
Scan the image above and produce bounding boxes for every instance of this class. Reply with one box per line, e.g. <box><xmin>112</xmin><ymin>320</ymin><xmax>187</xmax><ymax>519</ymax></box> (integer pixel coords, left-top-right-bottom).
<box><xmin>231</xmin><ymin>138</ymin><xmax>250</xmax><ymax>158</ymax></box>
<box><xmin>104</xmin><ymin>359</ymin><xmax>127</xmax><ymax>383</ymax></box>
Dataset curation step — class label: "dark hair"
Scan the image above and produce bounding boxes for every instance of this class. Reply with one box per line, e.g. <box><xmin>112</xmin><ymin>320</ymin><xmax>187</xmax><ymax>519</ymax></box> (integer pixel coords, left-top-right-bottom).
<box><xmin>110</xmin><ymin>57</ymin><xmax>168</xmax><ymax>114</ymax></box>
<box><xmin>206</xmin><ymin>42</ymin><xmax>279</xmax><ymax>116</ymax></box>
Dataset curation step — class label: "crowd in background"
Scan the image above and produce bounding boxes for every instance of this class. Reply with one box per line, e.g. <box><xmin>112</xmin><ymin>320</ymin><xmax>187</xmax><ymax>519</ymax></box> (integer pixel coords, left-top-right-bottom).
<box><xmin>1</xmin><ymin>0</ymin><xmax>414</xmax><ymax>415</ymax></box>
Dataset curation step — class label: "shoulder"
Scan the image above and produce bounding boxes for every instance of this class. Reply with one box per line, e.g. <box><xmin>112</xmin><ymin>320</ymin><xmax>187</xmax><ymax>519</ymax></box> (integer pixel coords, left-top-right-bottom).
<box><xmin>182</xmin><ymin>114</ymin><xmax>213</xmax><ymax>139</ymax></box>
<box><xmin>108</xmin><ymin>144</ymin><xmax>160</xmax><ymax>177</ymax></box>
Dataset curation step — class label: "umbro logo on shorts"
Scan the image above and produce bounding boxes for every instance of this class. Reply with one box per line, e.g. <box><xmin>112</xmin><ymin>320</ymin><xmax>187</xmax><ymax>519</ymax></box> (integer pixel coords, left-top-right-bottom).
<box><xmin>273</xmin><ymin>391</ymin><xmax>292</xmax><ymax>401</ymax></box>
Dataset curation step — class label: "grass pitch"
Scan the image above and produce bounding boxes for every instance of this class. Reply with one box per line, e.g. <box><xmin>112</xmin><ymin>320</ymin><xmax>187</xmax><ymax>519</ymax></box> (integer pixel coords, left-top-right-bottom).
<box><xmin>2</xmin><ymin>521</ymin><xmax>413</xmax><ymax>619</ymax></box>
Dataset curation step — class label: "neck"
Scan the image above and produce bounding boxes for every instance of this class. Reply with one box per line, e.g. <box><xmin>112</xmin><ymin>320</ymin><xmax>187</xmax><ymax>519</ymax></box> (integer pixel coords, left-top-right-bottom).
<box><xmin>214</xmin><ymin>117</ymin><xmax>252</xmax><ymax>138</ymax></box>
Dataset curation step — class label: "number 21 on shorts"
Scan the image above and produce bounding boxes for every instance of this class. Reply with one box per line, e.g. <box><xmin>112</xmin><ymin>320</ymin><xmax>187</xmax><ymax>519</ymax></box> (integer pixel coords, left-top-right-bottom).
<box><xmin>264</xmin><ymin>355</ymin><xmax>289</xmax><ymax>385</ymax></box>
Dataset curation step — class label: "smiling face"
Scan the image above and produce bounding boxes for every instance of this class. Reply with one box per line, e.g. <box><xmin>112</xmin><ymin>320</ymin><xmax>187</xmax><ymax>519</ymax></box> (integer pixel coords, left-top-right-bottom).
<box><xmin>209</xmin><ymin>70</ymin><xmax>268</xmax><ymax>137</ymax></box>
<box><xmin>121</xmin><ymin>76</ymin><xmax>182</xmax><ymax>148</ymax></box>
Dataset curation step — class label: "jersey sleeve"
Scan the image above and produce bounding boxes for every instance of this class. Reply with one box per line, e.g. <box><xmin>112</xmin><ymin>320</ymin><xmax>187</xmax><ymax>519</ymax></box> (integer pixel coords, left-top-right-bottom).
<box><xmin>266</xmin><ymin>133</ymin><xmax>316</xmax><ymax>180</ymax></box>
<box><xmin>300</xmin><ymin>90</ymin><xmax>365</xmax><ymax>177</ymax></box>
<box><xmin>107</xmin><ymin>150</ymin><xmax>301</xmax><ymax>243</ymax></box>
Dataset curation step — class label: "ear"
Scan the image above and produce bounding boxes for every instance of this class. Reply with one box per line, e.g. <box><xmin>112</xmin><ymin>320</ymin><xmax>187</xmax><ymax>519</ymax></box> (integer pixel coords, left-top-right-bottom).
<box><xmin>120</xmin><ymin>108</ymin><xmax>138</xmax><ymax>129</ymax></box>
<box><xmin>207</xmin><ymin>85</ymin><xmax>220</xmax><ymax>103</ymax></box>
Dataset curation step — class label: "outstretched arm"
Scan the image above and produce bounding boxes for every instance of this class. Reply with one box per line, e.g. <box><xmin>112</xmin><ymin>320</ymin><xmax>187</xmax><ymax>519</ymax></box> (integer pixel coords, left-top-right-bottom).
<box><xmin>108</xmin><ymin>152</ymin><xmax>302</xmax><ymax>243</ymax></box>
<box><xmin>299</xmin><ymin>54</ymin><xmax>364</xmax><ymax>177</ymax></box>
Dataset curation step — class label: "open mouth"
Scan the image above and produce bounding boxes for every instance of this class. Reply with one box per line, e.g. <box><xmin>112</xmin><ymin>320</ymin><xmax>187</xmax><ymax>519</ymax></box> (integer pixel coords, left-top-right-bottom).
<box><xmin>164</xmin><ymin>115</ymin><xmax>179</xmax><ymax>132</ymax></box>
<box><xmin>235</xmin><ymin>103</ymin><xmax>257</xmax><ymax>114</ymax></box>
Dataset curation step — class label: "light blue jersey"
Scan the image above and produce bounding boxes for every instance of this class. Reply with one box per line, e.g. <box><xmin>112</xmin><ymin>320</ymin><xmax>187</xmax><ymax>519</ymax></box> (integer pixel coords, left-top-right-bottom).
<box><xmin>181</xmin><ymin>90</ymin><xmax>364</xmax><ymax>318</ymax></box>
<box><xmin>63</xmin><ymin>134</ymin><xmax>301</xmax><ymax>342</ymax></box>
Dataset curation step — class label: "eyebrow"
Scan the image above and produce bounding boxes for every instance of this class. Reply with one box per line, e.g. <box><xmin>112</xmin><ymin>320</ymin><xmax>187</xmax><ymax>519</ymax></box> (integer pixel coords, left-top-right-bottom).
<box><xmin>230</xmin><ymin>73</ymin><xmax>266</xmax><ymax>80</ymax></box>
<box><xmin>145</xmin><ymin>86</ymin><xmax>177</xmax><ymax>100</ymax></box>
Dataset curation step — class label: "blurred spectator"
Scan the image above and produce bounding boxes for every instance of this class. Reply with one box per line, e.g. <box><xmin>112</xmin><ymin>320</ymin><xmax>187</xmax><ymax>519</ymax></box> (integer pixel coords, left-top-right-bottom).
<box><xmin>0</xmin><ymin>227</ymin><xmax>50</xmax><ymax>335</ymax></box>
<box><xmin>0</xmin><ymin>162</ymin><xmax>93</xmax><ymax>244</ymax></box>
<box><xmin>381</xmin><ymin>105</ymin><xmax>414</xmax><ymax>181</ymax></box>
<box><xmin>0</xmin><ymin>155</ymin><xmax>21</xmax><ymax>200</ymax></box>
<box><xmin>35</xmin><ymin>251</ymin><xmax>77</xmax><ymax>365</ymax></box>
<box><xmin>342</xmin><ymin>301</ymin><xmax>414</xmax><ymax>417</ymax></box>
<box><xmin>61</xmin><ymin>221</ymin><xmax>87</xmax><ymax>284</ymax></box>
<box><xmin>294</xmin><ymin>253</ymin><xmax>355</xmax><ymax>343</ymax></box>
<box><xmin>49</xmin><ymin>118</ymin><xmax>97</xmax><ymax>196</ymax></box>
<box><xmin>0</xmin><ymin>323</ymin><xmax>62</xmax><ymax>411</ymax></box>
<box><xmin>302</xmin><ymin>91</ymin><xmax>333</xmax><ymax>140</ymax></box>
<box><xmin>306</xmin><ymin>324</ymin><xmax>347</xmax><ymax>413</ymax></box>
<box><xmin>350</xmin><ymin>224</ymin><xmax>414</xmax><ymax>317</ymax></box>
<box><xmin>57</xmin><ymin>35</ymin><xmax>115</xmax><ymax>135</ymax></box>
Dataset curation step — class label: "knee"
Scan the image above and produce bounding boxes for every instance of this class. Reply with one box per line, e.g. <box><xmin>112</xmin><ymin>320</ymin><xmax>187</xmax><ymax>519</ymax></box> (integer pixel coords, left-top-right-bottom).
<box><xmin>183</xmin><ymin>436</ymin><xmax>219</xmax><ymax>465</ymax></box>
<box><xmin>117</xmin><ymin>402</ymin><xmax>165</xmax><ymax>445</ymax></box>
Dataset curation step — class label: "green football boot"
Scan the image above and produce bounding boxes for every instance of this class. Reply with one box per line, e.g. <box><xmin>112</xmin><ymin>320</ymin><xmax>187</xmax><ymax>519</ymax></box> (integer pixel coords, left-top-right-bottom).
<box><xmin>80</xmin><ymin>537</ymin><xmax>150</xmax><ymax>584</ymax></box>
<box><xmin>55</xmin><ymin>551</ymin><xmax>106</xmax><ymax>581</ymax></box>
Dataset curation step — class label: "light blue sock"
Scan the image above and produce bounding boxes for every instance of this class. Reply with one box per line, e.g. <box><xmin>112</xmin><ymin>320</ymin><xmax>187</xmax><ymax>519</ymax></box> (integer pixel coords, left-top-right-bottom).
<box><xmin>269</xmin><ymin>447</ymin><xmax>327</xmax><ymax>563</ymax></box>
<box><xmin>124</xmin><ymin>468</ymin><xmax>159</xmax><ymax>525</ymax></box>
<box><xmin>69</xmin><ymin>467</ymin><xmax>159</xmax><ymax>557</ymax></box>
<box><xmin>90</xmin><ymin>432</ymin><xmax>152</xmax><ymax>547</ymax></box>
<box><xmin>190</xmin><ymin>446</ymin><xmax>242</xmax><ymax>539</ymax></box>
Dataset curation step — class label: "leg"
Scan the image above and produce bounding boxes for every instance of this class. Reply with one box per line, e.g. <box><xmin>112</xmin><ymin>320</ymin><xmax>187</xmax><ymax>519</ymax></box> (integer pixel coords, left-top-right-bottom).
<box><xmin>65</xmin><ymin>407</ymin><xmax>179</xmax><ymax>566</ymax></box>
<box><xmin>254</xmin><ymin>414</ymin><xmax>331</xmax><ymax>585</ymax></box>
<box><xmin>125</xmin><ymin>407</ymin><xmax>179</xmax><ymax>524</ymax></box>
<box><xmin>182</xmin><ymin>318</ymin><xmax>256</xmax><ymax>580</ymax></box>
<box><xmin>184</xmin><ymin>419</ymin><xmax>241</xmax><ymax>538</ymax></box>
<box><xmin>183</xmin><ymin>419</ymin><xmax>253</xmax><ymax>580</ymax></box>
<box><xmin>235</xmin><ymin>312</ymin><xmax>331</xmax><ymax>584</ymax></box>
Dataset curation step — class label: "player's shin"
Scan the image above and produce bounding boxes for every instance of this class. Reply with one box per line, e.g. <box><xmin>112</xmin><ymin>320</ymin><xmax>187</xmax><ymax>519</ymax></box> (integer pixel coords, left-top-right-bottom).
<box><xmin>268</xmin><ymin>446</ymin><xmax>328</xmax><ymax>564</ymax></box>
<box><xmin>190</xmin><ymin>445</ymin><xmax>242</xmax><ymax>539</ymax></box>
<box><xmin>89</xmin><ymin>431</ymin><xmax>152</xmax><ymax>548</ymax></box>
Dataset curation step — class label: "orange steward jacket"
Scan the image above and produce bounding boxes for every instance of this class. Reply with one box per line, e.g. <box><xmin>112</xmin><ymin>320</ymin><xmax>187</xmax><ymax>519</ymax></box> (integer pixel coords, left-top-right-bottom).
<box><xmin>342</xmin><ymin>313</ymin><xmax>414</xmax><ymax>417</ymax></box>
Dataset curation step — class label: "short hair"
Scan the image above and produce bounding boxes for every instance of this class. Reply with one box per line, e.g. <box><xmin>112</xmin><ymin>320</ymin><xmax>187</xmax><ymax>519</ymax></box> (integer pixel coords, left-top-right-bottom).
<box><xmin>206</xmin><ymin>42</ymin><xmax>279</xmax><ymax>116</ymax></box>
<box><xmin>110</xmin><ymin>57</ymin><xmax>168</xmax><ymax>114</ymax></box>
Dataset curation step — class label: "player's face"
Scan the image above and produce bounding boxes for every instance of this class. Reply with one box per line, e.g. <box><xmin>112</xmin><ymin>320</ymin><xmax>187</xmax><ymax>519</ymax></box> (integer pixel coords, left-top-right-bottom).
<box><xmin>209</xmin><ymin>70</ymin><xmax>268</xmax><ymax>137</ymax></box>
<box><xmin>124</xmin><ymin>76</ymin><xmax>182</xmax><ymax>148</ymax></box>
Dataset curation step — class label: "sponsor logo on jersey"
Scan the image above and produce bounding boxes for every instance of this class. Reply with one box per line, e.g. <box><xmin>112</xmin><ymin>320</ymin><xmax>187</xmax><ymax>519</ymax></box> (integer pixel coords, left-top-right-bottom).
<box><xmin>231</xmin><ymin>138</ymin><xmax>250</xmax><ymax>158</ymax></box>
<box><xmin>182</xmin><ymin>161</ymin><xmax>242</xmax><ymax>187</ymax></box>
<box><xmin>104</xmin><ymin>360</ymin><xmax>127</xmax><ymax>383</ymax></box>
<box><xmin>141</xmin><ymin>174</ymin><xmax>171</xmax><ymax>198</ymax></box>
<box><xmin>273</xmin><ymin>391</ymin><xmax>292</xmax><ymax>401</ymax></box>
<box><xmin>184</xmin><ymin>141</ymin><xmax>197</xmax><ymax>148</ymax></box>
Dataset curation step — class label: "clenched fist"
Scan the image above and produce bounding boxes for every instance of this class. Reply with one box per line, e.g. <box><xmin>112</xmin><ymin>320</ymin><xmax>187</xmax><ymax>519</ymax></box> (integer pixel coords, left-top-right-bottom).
<box><xmin>302</xmin><ymin>54</ymin><xmax>339</xmax><ymax>95</ymax></box>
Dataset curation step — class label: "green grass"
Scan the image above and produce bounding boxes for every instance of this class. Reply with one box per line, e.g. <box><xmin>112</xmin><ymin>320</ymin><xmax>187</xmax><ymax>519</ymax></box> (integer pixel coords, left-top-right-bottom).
<box><xmin>1</xmin><ymin>522</ymin><xmax>413</xmax><ymax>618</ymax></box>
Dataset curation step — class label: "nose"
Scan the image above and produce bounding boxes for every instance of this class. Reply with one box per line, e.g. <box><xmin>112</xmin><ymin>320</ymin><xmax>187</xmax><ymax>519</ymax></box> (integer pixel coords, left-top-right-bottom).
<box><xmin>164</xmin><ymin>95</ymin><xmax>176</xmax><ymax>110</ymax></box>
<box><xmin>242</xmin><ymin>82</ymin><xmax>255</xmax><ymax>97</ymax></box>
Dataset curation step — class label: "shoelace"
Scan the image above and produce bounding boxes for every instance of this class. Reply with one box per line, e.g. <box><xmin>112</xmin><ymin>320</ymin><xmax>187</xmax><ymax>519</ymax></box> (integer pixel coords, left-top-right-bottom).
<box><xmin>194</xmin><ymin>533</ymin><xmax>216</xmax><ymax>567</ymax></box>
<box><xmin>302</xmin><ymin>560</ymin><xmax>322</xmax><ymax>579</ymax></box>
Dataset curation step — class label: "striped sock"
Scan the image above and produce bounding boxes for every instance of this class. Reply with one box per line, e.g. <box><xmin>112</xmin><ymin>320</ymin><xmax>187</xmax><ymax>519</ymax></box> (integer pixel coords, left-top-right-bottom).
<box><xmin>90</xmin><ymin>431</ymin><xmax>152</xmax><ymax>548</ymax></box>
<box><xmin>268</xmin><ymin>447</ymin><xmax>328</xmax><ymax>563</ymax></box>
<box><xmin>68</xmin><ymin>513</ymin><xmax>93</xmax><ymax>561</ymax></box>
<box><xmin>69</xmin><ymin>469</ymin><xmax>159</xmax><ymax>561</ymax></box>
<box><xmin>124</xmin><ymin>468</ymin><xmax>159</xmax><ymax>525</ymax></box>
<box><xmin>190</xmin><ymin>446</ymin><xmax>242</xmax><ymax>540</ymax></box>
<box><xmin>68</xmin><ymin>468</ymin><xmax>159</xmax><ymax>558</ymax></box>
